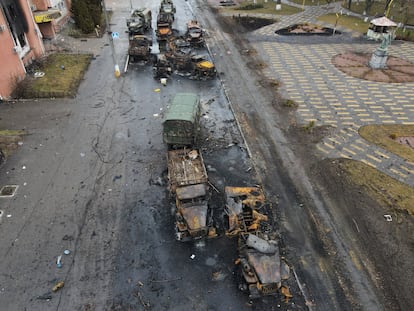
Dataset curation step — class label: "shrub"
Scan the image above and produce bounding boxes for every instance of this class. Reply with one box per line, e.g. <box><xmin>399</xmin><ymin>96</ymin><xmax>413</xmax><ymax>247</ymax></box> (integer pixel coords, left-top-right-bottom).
<box><xmin>71</xmin><ymin>0</ymin><xmax>102</xmax><ymax>34</ymax></box>
<box><xmin>303</xmin><ymin>120</ymin><xmax>315</xmax><ymax>132</ymax></box>
<box><xmin>389</xmin><ymin>133</ymin><xmax>398</xmax><ymax>140</ymax></box>
<box><xmin>236</xmin><ymin>3</ymin><xmax>264</xmax><ymax>10</ymax></box>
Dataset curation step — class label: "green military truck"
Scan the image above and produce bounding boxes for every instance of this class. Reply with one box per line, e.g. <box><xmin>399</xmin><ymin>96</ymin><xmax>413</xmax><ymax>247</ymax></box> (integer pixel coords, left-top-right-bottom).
<box><xmin>162</xmin><ymin>93</ymin><xmax>201</xmax><ymax>147</ymax></box>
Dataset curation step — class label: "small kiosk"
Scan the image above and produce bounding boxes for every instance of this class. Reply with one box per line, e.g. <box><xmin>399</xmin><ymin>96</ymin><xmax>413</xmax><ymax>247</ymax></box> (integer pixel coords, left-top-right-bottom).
<box><xmin>367</xmin><ymin>16</ymin><xmax>397</xmax><ymax>41</ymax></box>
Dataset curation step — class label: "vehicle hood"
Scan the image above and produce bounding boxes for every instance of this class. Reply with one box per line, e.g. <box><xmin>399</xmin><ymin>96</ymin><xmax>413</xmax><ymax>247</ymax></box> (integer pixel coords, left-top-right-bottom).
<box><xmin>180</xmin><ymin>204</ymin><xmax>208</xmax><ymax>230</ymax></box>
<box><xmin>246</xmin><ymin>250</ymin><xmax>281</xmax><ymax>284</ymax></box>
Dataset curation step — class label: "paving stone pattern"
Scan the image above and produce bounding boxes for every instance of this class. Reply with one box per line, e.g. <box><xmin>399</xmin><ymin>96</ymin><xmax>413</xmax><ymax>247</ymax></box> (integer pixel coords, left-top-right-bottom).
<box><xmin>248</xmin><ymin>2</ymin><xmax>414</xmax><ymax>185</ymax></box>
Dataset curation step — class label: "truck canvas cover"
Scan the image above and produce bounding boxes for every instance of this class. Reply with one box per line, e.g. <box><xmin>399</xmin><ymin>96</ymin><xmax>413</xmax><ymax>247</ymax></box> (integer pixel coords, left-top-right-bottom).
<box><xmin>163</xmin><ymin>93</ymin><xmax>200</xmax><ymax>145</ymax></box>
<box><xmin>164</xmin><ymin>93</ymin><xmax>199</xmax><ymax>123</ymax></box>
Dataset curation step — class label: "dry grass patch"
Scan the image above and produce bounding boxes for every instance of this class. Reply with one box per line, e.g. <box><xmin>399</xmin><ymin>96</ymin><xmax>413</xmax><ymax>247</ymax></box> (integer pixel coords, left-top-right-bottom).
<box><xmin>339</xmin><ymin>124</ymin><xmax>414</xmax><ymax>216</ymax></box>
<box><xmin>19</xmin><ymin>53</ymin><xmax>92</xmax><ymax>98</ymax></box>
<box><xmin>0</xmin><ymin>130</ymin><xmax>26</xmax><ymax>157</ymax></box>
<box><xmin>340</xmin><ymin>159</ymin><xmax>414</xmax><ymax>215</ymax></box>
<box><xmin>223</xmin><ymin>1</ymin><xmax>303</xmax><ymax>15</ymax></box>
<box><xmin>317</xmin><ymin>13</ymin><xmax>369</xmax><ymax>33</ymax></box>
<box><xmin>359</xmin><ymin>124</ymin><xmax>414</xmax><ymax>163</ymax></box>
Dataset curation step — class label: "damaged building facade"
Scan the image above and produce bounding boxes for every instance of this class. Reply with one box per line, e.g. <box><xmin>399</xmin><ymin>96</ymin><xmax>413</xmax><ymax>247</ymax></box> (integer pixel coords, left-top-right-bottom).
<box><xmin>0</xmin><ymin>0</ymin><xmax>71</xmax><ymax>99</ymax></box>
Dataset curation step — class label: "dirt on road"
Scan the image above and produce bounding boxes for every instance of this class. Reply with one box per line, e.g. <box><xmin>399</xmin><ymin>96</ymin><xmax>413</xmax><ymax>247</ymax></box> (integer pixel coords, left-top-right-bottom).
<box><xmin>1</xmin><ymin>1</ymin><xmax>413</xmax><ymax>310</ymax></box>
<box><xmin>209</xmin><ymin>8</ymin><xmax>414</xmax><ymax>311</ymax></box>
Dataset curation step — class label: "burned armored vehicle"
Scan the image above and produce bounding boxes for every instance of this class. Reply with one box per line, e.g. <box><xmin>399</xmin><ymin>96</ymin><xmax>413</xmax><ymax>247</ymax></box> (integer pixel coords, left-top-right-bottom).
<box><xmin>186</xmin><ymin>20</ymin><xmax>204</xmax><ymax>47</ymax></box>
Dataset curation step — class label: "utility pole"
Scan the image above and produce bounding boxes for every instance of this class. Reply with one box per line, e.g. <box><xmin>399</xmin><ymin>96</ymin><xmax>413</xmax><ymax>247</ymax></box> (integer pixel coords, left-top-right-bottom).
<box><xmin>385</xmin><ymin>0</ymin><xmax>395</xmax><ymax>17</ymax></box>
<box><xmin>102</xmin><ymin>0</ymin><xmax>120</xmax><ymax>78</ymax></box>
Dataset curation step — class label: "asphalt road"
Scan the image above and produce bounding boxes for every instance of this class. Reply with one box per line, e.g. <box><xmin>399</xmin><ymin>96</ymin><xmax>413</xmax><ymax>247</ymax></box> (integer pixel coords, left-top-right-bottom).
<box><xmin>0</xmin><ymin>0</ymin><xmax>288</xmax><ymax>310</ymax></box>
<box><xmin>0</xmin><ymin>0</ymin><xmax>386</xmax><ymax>310</ymax></box>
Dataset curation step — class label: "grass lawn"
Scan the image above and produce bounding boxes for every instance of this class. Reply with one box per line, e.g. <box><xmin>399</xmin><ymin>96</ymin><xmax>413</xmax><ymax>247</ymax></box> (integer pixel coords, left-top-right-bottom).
<box><xmin>317</xmin><ymin>13</ymin><xmax>370</xmax><ymax>33</ymax></box>
<box><xmin>21</xmin><ymin>53</ymin><xmax>92</xmax><ymax>98</ymax></box>
<box><xmin>344</xmin><ymin>0</ymin><xmax>414</xmax><ymax>25</ymax></box>
<box><xmin>341</xmin><ymin>159</ymin><xmax>414</xmax><ymax>215</ymax></box>
<box><xmin>338</xmin><ymin>124</ymin><xmax>414</xmax><ymax>216</ymax></box>
<box><xmin>224</xmin><ymin>1</ymin><xmax>303</xmax><ymax>15</ymax></box>
<box><xmin>288</xmin><ymin>0</ymin><xmax>333</xmax><ymax>6</ymax></box>
<box><xmin>359</xmin><ymin>124</ymin><xmax>414</xmax><ymax>163</ymax></box>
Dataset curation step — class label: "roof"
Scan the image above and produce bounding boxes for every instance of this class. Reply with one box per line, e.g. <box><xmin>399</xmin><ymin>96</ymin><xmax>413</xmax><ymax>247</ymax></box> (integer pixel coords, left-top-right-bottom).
<box><xmin>163</xmin><ymin>93</ymin><xmax>200</xmax><ymax>123</ymax></box>
<box><xmin>370</xmin><ymin>16</ymin><xmax>397</xmax><ymax>27</ymax></box>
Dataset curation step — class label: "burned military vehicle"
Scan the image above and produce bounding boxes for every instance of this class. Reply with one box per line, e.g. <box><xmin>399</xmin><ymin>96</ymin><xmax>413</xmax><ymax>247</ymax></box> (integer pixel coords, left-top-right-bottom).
<box><xmin>128</xmin><ymin>35</ymin><xmax>152</xmax><ymax>63</ymax></box>
<box><xmin>126</xmin><ymin>8</ymin><xmax>152</xmax><ymax>35</ymax></box>
<box><xmin>165</xmin><ymin>37</ymin><xmax>216</xmax><ymax>79</ymax></box>
<box><xmin>167</xmin><ymin>149</ymin><xmax>215</xmax><ymax>241</ymax></box>
<box><xmin>160</xmin><ymin>0</ymin><xmax>176</xmax><ymax>15</ymax></box>
<box><xmin>186</xmin><ymin>20</ymin><xmax>204</xmax><ymax>47</ymax></box>
<box><xmin>153</xmin><ymin>53</ymin><xmax>172</xmax><ymax>79</ymax></box>
<box><xmin>225</xmin><ymin>187</ymin><xmax>290</xmax><ymax>299</ymax></box>
<box><xmin>156</xmin><ymin>12</ymin><xmax>174</xmax><ymax>41</ymax></box>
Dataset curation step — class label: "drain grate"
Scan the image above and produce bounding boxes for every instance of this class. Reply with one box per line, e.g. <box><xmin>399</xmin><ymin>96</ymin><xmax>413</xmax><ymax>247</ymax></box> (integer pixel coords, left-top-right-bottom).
<box><xmin>0</xmin><ymin>185</ymin><xmax>19</xmax><ymax>198</ymax></box>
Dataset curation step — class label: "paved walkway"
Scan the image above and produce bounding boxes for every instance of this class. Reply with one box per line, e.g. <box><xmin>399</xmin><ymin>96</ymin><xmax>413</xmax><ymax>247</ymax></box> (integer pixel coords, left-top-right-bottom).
<box><xmin>244</xmin><ymin>2</ymin><xmax>414</xmax><ymax>186</ymax></box>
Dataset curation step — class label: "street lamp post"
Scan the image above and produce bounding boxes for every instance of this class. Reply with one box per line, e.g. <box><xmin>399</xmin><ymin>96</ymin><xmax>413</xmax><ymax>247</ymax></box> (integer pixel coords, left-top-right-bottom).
<box><xmin>102</xmin><ymin>0</ymin><xmax>120</xmax><ymax>78</ymax></box>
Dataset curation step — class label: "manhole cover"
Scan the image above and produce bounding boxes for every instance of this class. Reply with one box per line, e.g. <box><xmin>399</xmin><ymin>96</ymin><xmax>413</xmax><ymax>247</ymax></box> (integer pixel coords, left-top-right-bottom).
<box><xmin>0</xmin><ymin>185</ymin><xmax>19</xmax><ymax>197</ymax></box>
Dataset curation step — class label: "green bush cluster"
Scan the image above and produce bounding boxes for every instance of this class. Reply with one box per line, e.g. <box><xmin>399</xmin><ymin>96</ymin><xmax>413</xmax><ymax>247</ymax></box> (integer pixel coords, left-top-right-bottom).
<box><xmin>395</xmin><ymin>28</ymin><xmax>414</xmax><ymax>42</ymax></box>
<box><xmin>236</xmin><ymin>3</ymin><xmax>264</xmax><ymax>10</ymax></box>
<box><xmin>71</xmin><ymin>0</ymin><xmax>102</xmax><ymax>34</ymax></box>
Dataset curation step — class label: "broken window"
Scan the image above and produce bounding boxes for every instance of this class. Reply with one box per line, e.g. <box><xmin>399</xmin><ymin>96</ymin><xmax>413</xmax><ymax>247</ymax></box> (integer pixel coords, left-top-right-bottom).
<box><xmin>1</xmin><ymin>0</ymin><xmax>30</xmax><ymax>55</ymax></box>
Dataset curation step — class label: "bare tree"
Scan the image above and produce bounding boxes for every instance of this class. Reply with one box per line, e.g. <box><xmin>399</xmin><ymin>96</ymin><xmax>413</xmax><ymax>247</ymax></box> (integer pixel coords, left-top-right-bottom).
<box><xmin>400</xmin><ymin>0</ymin><xmax>414</xmax><ymax>24</ymax></box>
<box><xmin>364</xmin><ymin>0</ymin><xmax>375</xmax><ymax>14</ymax></box>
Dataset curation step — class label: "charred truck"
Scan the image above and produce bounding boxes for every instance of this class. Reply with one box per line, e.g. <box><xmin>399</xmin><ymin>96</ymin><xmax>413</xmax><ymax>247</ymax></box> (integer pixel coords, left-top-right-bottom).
<box><xmin>225</xmin><ymin>187</ymin><xmax>291</xmax><ymax>300</ymax></box>
<box><xmin>126</xmin><ymin>8</ymin><xmax>152</xmax><ymax>35</ymax></box>
<box><xmin>167</xmin><ymin>149</ymin><xmax>215</xmax><ymax>241</ymax></box>
<box><xmin>156</xmin><ymin>0</ymin><xmax>175</xmax><ymax>42</ymax></box>
<box><xmin>164</xmin><ymin>93</ymin><xmax>215</xmax><ymax>241</ymax></box>
<box><xmin>160</xmin><ymin>0</ymin><xmax>176</xmax><ymax>15</ymax></box>
<box><xmin>127</xmin><ymin>8</ymin><xmax>153</xmax><ymax>64</ymax></box>
<box><xmin>156</xmin><ymin>12</ymin><xmax>174</xmax><ymax>41</ymax></box>
<box><xmin>128</xmin><ymin>35</ymin><xmax>152</xmax><ymax>62</ymax></box>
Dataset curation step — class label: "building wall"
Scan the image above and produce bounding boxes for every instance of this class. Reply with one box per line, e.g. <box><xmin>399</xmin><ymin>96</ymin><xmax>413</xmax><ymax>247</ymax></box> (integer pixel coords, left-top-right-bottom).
<box><xmin>31</xmin><ymin>0</ymin><xmax>49</xmax><ymax>11</ymax></box>
<box><xmin>31</xmin><ymin>0</ymin><xmax>71</xmax><ymax>36</ymax></box>
<box><xmin>0</xmin><ymin>0</ymin><xmax>45</xmax><ymax>99</ymax></box>
<box><xmin>22</xmin><ymin>1</ymin><xmax>45</xmax><ymax>61</ymax></box>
